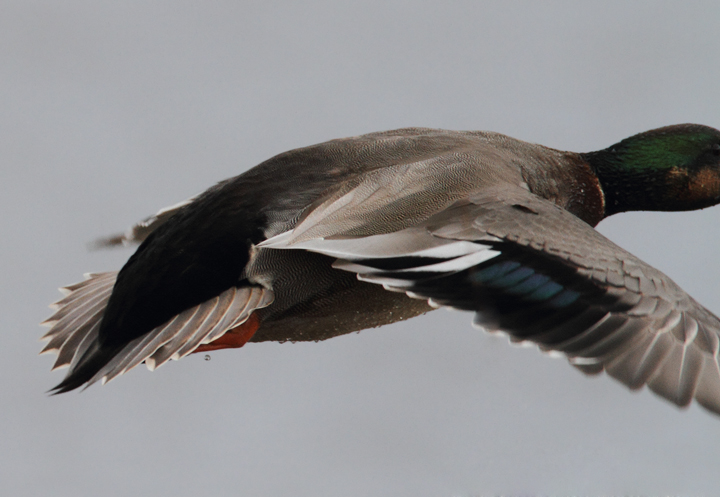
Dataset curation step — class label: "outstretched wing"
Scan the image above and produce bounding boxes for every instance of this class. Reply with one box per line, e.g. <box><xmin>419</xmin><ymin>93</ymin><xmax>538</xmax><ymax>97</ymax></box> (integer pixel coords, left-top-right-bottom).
<box><xmin>41</xmin><ymin>272</ymin><xmax>273</xmax><ymax>390</ymax></box>
<box><xmin>261</xmin><ymin>187</ymin><xmax>720</xmax><ymax>415</ymax></box>
<box><xmin>91</xmin><ymin>195</ymin><xmax>197</xmax><ymax>248</ymax></box>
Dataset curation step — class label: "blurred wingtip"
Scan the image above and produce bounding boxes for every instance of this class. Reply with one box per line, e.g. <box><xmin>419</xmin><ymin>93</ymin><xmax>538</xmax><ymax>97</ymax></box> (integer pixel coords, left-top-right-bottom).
<box><xmin>87</xmin><ymin>233</ymin><xmax>130</xmax><ymax>251</ymax></box>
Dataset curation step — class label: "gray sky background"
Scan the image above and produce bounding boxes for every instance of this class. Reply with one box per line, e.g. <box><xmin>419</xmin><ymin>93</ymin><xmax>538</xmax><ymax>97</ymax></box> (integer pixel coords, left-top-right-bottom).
<box><xmin>2</xmin><ymin>1</ymin><xmax>720</xmax><ymax>495</ymax></box>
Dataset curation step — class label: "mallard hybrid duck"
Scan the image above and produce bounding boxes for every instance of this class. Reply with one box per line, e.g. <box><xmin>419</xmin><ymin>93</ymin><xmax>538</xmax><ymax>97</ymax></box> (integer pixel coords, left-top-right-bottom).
<box><xmin>42</xmin><ymin>124</ymin><xmax>720</xmax><ymax>414</ymax></box>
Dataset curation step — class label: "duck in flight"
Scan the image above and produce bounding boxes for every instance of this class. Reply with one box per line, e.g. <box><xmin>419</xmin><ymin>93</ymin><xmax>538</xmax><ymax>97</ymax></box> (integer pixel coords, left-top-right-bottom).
<box><xmin>41</xmin><ymin>124</ymin><xmax>720</xmax><ymax>415</ymax></box>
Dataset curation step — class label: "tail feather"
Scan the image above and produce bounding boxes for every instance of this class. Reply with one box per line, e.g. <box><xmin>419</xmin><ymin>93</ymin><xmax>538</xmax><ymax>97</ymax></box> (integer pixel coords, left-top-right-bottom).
<box><xmin>41</xmin><ymin>273</ymin><xmax>117</xmax><ymax>364</ymax></box>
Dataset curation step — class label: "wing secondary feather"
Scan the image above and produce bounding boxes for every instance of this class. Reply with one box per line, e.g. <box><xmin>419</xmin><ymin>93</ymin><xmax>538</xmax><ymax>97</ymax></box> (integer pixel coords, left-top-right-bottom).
<box><xmin>262</xmin><ymin>187</ymin><xmax>720</xmax><ymax>414</ymax></box>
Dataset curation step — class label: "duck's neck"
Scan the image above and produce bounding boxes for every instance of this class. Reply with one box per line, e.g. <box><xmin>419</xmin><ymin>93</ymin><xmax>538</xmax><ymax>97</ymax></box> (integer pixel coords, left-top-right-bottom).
<box><xmin>582</xmin><ymin>148</ymin><xmax>671</xmax><ymax>216</ymax></box>
<box><xmin>582</xmin><ymin>124</ymin><xmax>720</xmax><ymax>217</ymax></box>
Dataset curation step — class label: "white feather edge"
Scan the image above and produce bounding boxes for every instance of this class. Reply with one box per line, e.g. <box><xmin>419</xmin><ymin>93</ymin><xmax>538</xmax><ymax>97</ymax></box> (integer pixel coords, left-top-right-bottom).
<box><xmin>258</xmin><ymin>227</ymin><xmax>498</xmax><ymax>260</ymax></box>
<box><xmin>41</xmin><ymin>272</ymin><xmax>274</xmax><ymax>387</ymax></box>
<box><xmin>280</xmin><ymin>232</ymin><xmax>720</xmax><ymax>414</ymax></box>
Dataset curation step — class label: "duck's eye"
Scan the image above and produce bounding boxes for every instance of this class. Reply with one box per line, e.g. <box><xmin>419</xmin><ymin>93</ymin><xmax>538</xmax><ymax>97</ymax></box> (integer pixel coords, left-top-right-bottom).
<box><xmin>713</xmin><ymin>143</ymin><xmax>720</xmax><ymax>156</ymax></box>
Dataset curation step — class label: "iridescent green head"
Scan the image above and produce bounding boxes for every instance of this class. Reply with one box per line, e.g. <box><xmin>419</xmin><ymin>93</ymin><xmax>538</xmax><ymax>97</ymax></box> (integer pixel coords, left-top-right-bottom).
<box><xmin>584</xmin><ymin>124</ymin><xmax>720</xmax><ymax>216</ymax></box>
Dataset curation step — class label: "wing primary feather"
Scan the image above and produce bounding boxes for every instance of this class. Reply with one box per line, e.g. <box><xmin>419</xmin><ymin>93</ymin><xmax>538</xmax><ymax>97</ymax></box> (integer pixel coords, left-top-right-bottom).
<box><xmin>677</xmin><ymin>346</ymin><xmax>704</xmax><ymax>406</ymax></box>
<box><xmin>197</xmin><ymin>287</ymin><xmax>273</xmax><ymax>347</ymax></box>
<box><xmin>50</xmin><ymin>306</ymin><xmax>106</xmax><ymax>370</ymax></box>
<box><xmin>101</xmin><ymin>306</ymin><xmax>205</xmax><ymax>382</ymax></box>
<box><xmin>46</xmin><ymin>272</ymin><xmax>117</xmax><ymax>313</ymax></box>
<box><xmin>566</xmin><ymin>318</ymin><xmax>646</xmax><ymax>359</ymax></box>
<box><xmin>67</xmin><ymin>320</ymin><xmax>102</xmax><ymax>372</ymax></box>
<box><xmin>603</xmin><ymin>331</ymin><xmax>662</xmax><ymax>389</ymax></box>
<box><xmin>147</xmin><ymin>287</ymin><xmax>253</xmax><ymax>369</ymax></box>
<box><xmin>41</xmin><ymin>279</ymin><xmax>114</xmax><ymax>328</ymax></box>
<box><xmin>46</xmin><ymin>289</ymin><xmax>112</xmax><ymax>352</ymax></box>
<box><xmin>84</xmin><ymin>336</ymin><xmax>146</xmax><ymax>388</ymax></box>
<box><xmin>694</xmin><ymin>356</ymin><xmax>720</xmax><ymax>413</ymax></box>
<box><xmin>41</xmin><ymin>282</ymin><xmax>114</xmax><ymax>341</ymax></box>
<box><xmin>172</xmin><ymin>293</ymin><xmax>238</xmax><ymax>358</ymax></box>
<box><xmin>145</xmin><ymin>297</ymin><xmax>225</xmax><ymax>369</ymax></box>
<box><xmin>40</xmin><ymin>273</ymin><xmax>117</xmax><ymax>362</ymax></box>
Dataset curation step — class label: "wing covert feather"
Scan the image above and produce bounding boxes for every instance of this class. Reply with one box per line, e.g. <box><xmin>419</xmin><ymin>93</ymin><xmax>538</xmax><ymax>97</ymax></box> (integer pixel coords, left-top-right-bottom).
<box><xmin>263</xmin><ymin>186</ymin><xmax>720</xmax><ymax>414</ymax></box>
